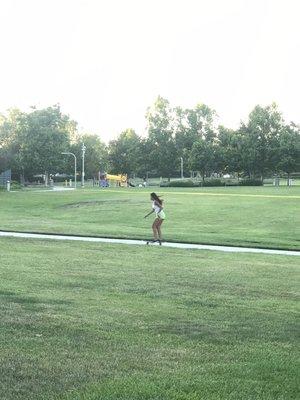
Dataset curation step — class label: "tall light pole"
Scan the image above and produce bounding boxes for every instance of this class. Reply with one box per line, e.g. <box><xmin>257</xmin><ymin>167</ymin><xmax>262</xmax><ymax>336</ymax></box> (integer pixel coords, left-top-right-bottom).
<box><xmin>180</xmin><ymin>157</ymin><xmax>184</xmax><ymax>179</ymax></box>
<box><xmin>61</xmin><ymin>152</ymin><xmax>77</xmax><ymax>188</ymax></box>
<box><xmin>81</xmin><ymin>143</ymin><xmax>86</xmax><ymax>188</ymax></box>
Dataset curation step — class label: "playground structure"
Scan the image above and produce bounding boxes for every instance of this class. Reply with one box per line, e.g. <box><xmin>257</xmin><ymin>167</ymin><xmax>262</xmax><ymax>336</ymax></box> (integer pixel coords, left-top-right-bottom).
<box><xmin>99</xmin><ymin>172</ymin><xmax>128</xmax><ymax>187</ymax></box>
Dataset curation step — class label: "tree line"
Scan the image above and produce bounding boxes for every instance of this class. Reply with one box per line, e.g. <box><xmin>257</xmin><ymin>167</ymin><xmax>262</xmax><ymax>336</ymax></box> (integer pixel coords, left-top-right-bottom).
<box><xmin>0</xmin><ymin>98</ymin><xmax>299</xmax><ymax>183</ymax></box>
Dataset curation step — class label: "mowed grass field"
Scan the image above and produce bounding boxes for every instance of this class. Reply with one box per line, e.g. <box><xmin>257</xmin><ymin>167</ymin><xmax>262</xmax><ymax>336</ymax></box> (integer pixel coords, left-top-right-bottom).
<box><xmin>0</xmin><ymin>237</ymin><xmax>299</xmax><ymax>400</ymax></box>
<box><xmin>0</xmin><ymin>186</ymin><xmax>299</xmax><ymax>249</ymax></box>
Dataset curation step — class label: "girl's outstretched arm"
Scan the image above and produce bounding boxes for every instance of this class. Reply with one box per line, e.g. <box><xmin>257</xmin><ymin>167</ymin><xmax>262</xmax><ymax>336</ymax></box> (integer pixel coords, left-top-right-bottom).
<box><xmin>144</xmin><ymin>209</ymin><xmax>154</xmax><ymax>218</ymax></box>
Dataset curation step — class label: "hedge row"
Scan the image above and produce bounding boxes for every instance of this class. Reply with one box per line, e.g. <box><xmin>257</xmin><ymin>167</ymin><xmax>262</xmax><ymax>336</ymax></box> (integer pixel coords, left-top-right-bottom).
<box><xmin>160</xmin><ymin>179</ymin><xmax>263</xmax><ymax>187</ymax></box>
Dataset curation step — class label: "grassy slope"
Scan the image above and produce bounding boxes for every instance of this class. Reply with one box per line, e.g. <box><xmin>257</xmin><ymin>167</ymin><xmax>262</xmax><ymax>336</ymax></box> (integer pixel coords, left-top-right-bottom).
<box><xmin>0</xmin><ymin>186</ymin><xmax>299</xmax><ymax>249</ymax></box>
<box><xmin>0</xmin><ymin>237</ymin><xmax>299</xmax><ymax>400</ymax></box>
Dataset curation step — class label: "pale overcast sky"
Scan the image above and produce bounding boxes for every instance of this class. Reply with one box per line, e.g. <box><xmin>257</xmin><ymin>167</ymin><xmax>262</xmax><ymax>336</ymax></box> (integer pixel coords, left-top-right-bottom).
<box><xmin>0</xmin><ymin>0</ymin><xmax>299</xmax><ymax>142</ymax></box>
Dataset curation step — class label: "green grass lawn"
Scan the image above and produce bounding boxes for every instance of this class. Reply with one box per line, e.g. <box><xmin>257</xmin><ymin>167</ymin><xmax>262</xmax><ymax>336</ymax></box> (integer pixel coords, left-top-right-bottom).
<box><xmin>0</xmin><ymin>237</ymin><xmax>299</xmax><ymax>400</ymax></box>
<box><xmin>0</xmin><ymin>186</ymin><xmax>299</xmax><ymax>249</ymax></box>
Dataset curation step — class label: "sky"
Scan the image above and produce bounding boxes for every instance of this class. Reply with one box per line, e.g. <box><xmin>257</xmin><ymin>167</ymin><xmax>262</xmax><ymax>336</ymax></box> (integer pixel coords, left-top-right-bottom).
<box><xmin>0</xmin><ymin>0</ymin><xmax>299</xmax><ymax>142</ymax></box>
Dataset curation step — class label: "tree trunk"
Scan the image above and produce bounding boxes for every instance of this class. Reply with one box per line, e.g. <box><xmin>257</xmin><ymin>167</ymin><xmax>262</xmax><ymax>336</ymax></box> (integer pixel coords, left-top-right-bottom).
<box><xmin>20</xmin><ymin>173</ymin><xmax>25</xmax><ymax>185</ymax></box>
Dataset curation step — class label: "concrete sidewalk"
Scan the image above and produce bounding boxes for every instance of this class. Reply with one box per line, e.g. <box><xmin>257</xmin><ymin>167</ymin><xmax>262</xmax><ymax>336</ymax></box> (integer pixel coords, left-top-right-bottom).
<box><xmin>0</xmin><ymin>231</ymin><xmax>299</xmax><ymax>256</ymax></box>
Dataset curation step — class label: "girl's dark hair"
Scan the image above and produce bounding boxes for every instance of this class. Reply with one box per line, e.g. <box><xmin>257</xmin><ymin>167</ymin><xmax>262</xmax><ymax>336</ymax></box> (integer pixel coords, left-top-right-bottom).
<box><xmin>151</xmin><ymin>192</ymin><xmax>163</xmax><ymax>205</ymax></box>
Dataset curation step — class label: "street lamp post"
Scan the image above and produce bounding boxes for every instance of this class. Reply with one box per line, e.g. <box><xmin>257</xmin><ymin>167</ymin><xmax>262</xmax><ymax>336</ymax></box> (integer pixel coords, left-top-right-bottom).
<box><xmin>81</xmin><ymin>143</ymin><xmax>86</xmax><ymax>188</ymax></box>
<box><xmin>180</xmin><ymin>157</ymin><xmax>184</xmax><ymax>179</ymax></box>
<box><xmin>61</xmin><ymin>152</ymin><xmax>77</xmax><ymax>188</ymax></box>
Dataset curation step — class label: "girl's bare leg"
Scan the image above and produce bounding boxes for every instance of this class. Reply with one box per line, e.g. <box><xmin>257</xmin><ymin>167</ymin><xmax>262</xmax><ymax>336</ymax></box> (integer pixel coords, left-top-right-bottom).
<box><xmin>152</xmin><ymin>219</ymin><xmax>159</xmax><ymax>240</ymax></box>
<box><xmin>156</xmin><ymin>219</ymin><xmax>164</xmax><ymax>241</ymax></box>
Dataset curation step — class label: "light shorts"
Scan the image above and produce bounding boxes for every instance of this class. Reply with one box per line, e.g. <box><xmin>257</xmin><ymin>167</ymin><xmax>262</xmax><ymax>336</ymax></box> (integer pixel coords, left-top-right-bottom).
<box><xmin>156</xmin><ymin>210</ymin><xmax>166</xmax><ymax>220</ymax></box>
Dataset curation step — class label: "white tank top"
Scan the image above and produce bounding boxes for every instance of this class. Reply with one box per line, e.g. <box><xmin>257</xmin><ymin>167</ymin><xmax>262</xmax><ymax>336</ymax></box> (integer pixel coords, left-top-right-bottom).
<box><xmin>152</xmin><ymin>201</ymin><xmax>162</xmax><ymax>213</ymax></box>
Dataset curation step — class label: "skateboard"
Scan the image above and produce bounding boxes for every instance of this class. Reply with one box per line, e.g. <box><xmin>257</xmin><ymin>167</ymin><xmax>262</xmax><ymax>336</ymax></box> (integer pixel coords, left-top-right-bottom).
<box><xmin>146</xmin><ymin>240</ymin><xmax>162</xmax><ymax>246</ymax></box>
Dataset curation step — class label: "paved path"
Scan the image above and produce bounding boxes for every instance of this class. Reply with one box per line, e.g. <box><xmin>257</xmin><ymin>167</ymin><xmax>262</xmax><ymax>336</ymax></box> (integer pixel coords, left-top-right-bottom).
<box><xmin>0</xmin><ymin>231</ymin><xmax>299</xmax><ymax>256</ymax></box>
<box><xmin>52</xmin><ymin>187</ymin><xmax>75</xmax><ymax>191</ymax></box>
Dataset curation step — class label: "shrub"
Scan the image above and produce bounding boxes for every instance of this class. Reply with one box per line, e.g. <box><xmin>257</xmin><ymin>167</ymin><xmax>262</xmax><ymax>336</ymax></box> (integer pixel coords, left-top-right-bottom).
<box><xmin>224</xmin><ymin>180</ymin><xmax>239</xmax><ymax>186</ymax></box>
<box><xmin>200</xmin><ymin>179</ymin><xmax>225</xmax><ymax>187</ymax></box>
<box><xmin>11</xmin><ymin>181</ymin><xmax>22</xmax><ymax>189</ymax></box>
<box><xmin>262</xmin><ymin>179</ymin><xmax>273</xmax><ymax>185</ymax></box>
<box><xmin>53</xmin><ymin>175</ymin><xmax>74</xmax><ymax>183</ymax></box>
<box><xmin>147</xmin><ymin>181</ymin><xmax>161</xmax><ymax>187</ymax></box>
<box><xmin>168</xmin><ymin>180</ymin><xmax>195</xmax><ymax>187</ymax></box>
<box><xmin>159</xmin><ymin>181</ymin><xmax>170</xmax><ymax>187</ymax></box>
<box><xmin>239</xmin><ymin>179</ymin><xmax>263</xmax><ymax>186</ymax></box>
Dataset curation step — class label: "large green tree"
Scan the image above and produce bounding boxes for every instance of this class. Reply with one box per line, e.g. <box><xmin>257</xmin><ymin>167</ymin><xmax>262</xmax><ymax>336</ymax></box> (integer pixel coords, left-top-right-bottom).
<box><xmin>217</xmin><ymin>126</ymin><xmax>243</xmax><ymax>177</ymax></box>
<box><xmin>0</xmin><ymin>109</ymin><xmax>28</xmax><ymax>176</ymax></box>
<box><xmin>108</xmin><ymin>129</ymin><xmax>141</xmax><ymax>176</ymax></box>
<box><xmin>188</xmin><ymin>139</ymin><xmax>216</xmax><ymax>182</ymax></box>
<box><xmin>68</xmin><ymin>134</ymin><xmax>108</xmax><ymax>179</ymax></box>
<box><xmin>146</xmin><ymin>96</ymin><xmax>178</xmax><ymax>179</ymax></box>
<box><xmin>18</xmin><ymin>106</ymin><xmax>74</xmax><ymax>180</ymax></box>
<box><xmin>276</xmin><ymin>123</ymin><xmax>300</xmax><ymax>179</ymax></box>
<box><xmin>174</xmin><ymin>103</ymin><xmax>218</xmax><ymax>176</ymax></box>
<box><xmin>239</xmin><ymin>104</ymin><xmax>284</xmax><ymax>179</ymax></box>
<box><xmin>186</xmin><ymin>103</ymin><xmax>217</xmax><ymax>143</ymax></box>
